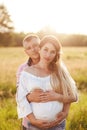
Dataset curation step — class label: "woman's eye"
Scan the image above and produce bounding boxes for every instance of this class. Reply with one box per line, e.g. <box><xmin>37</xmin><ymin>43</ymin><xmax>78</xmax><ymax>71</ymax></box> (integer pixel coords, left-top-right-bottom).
<box><xmin>51</xmin><ymin>51</ymin><xmax>56</xmax><ymax>54</ymax></box>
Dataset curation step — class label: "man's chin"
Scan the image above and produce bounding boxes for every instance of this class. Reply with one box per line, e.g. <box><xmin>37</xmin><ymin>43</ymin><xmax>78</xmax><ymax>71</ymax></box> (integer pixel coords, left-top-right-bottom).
<box><xmin>32</xmin><ymin>55</ymin><xmax>39</xmax><ymax>59</ymax></box>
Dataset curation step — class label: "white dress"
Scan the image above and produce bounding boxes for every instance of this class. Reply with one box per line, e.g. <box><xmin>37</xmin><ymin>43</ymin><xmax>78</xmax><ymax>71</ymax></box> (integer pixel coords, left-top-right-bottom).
<box><xmin>16</xmin><ymin>71</ymin><xmax>63</xmax><ymax>122</ymax></box>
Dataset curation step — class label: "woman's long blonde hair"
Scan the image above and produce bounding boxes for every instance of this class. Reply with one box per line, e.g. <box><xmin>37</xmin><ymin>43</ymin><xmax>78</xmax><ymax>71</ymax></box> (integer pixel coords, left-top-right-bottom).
<box><xmin>40</xmin><ymin>35</ymin><xmax>77</xmax><ymax>98</ymax></box>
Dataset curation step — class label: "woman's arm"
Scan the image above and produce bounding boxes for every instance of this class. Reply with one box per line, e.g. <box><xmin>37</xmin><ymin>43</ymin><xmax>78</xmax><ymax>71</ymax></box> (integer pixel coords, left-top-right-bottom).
<box><xmin>16</xmin><ymin>74</ymin><xmax>53</xmax><ymax>129</ymax></box>
<box><xmin>27</xmin><ymin>113</ymin><xmax>51</xmax><ymax>129</ymax></box>
<box><xmin>47</xmin><ymin>103</ymin><xmax>70</xmax><ymax>128</ymax></box>
<box><xmin>27</xmin><ymin>104</ymin><xmax>69</xmax><ymax>129</ymax></box>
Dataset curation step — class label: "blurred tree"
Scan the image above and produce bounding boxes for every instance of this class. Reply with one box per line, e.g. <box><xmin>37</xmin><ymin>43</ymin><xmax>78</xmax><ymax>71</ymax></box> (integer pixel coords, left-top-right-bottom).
<box><xmin>13</xmin><ymin>32</ymin><xmax>25</xmax><ymax>46</ymax></box>
<box><xmin>37</xmin><ymin>25</ymin><xmax>57</xmax><ymax>39</ymax></box>
<box><xmin>0</xmin><ymin>4</ymin><xmax>14</xmax><ymax>32</ymax></box>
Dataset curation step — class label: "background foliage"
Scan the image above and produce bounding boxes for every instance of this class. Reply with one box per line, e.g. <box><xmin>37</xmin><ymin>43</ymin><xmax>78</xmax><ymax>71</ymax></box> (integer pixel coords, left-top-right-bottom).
<box><xmin>0</xmin><ymin>47</ymin><xmax>87</xmax><ymax>130</ymax></box>
<box><xmin>0</xmin><ymin>4</ymin><xmax>87</xmax><ymax>47</ymax></box>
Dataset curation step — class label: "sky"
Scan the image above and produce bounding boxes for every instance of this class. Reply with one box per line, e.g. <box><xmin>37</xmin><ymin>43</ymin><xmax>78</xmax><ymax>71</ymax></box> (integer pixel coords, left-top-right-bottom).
<box><xmin>0</xmin><ymin>0</ymin><xmax>87</xmax><ymax>34</ymax></box>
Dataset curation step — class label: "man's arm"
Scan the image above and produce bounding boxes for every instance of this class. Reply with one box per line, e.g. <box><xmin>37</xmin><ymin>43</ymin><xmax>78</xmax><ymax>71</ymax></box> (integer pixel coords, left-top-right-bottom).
<box><xmin>26</xmin><ymin>88</ymin><xmax>45</xmax><ymax>102</ymax></box>
<box><xmin>27</xmin><ymin>89</ymin><xmax>77</xmax><ymax>103</ymax></box>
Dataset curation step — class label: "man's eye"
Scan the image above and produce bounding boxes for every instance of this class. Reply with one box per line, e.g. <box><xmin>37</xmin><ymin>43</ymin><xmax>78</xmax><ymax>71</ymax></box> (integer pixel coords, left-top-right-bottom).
<box><xmin>33</xmin><ymin>44</ymin><xmax>38</xmax><ymax>48</ymax></box>
<box><xmin>44</xmin><ymin>49</ymin><xmax>48</xmax><ymax>51</ymax></box>
<box><xmin>27</xmin><ymin>47</ymin><xmax>31</xmax><ymax>50</ymax></box>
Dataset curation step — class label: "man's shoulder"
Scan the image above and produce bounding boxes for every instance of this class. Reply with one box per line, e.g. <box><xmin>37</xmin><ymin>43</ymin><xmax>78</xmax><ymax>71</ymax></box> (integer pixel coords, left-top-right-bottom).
<box><xmin>18</xmin><ymin>62</ymin><xmax>28</xmax><ymax>68</ymax></box>
<box><xmin>17</xmin><ymin>62</ymin><xmax>28</xmax><ymax>73</ymax></box>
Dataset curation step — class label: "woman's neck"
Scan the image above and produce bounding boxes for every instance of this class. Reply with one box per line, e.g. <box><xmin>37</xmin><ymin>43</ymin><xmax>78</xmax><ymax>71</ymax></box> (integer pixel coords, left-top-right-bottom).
<box><xmin>39</xmin><ymin>60</ymin><xmax>48</xmax><ymax>68</ymax></box>
<box><xmin>31</xmin><ymin>61</ymin><xmax>51</xmax><ymax>76</ymax></box>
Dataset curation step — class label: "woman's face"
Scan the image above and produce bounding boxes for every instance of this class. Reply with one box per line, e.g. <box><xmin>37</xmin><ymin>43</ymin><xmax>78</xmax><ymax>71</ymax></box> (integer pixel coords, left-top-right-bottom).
<box><xmin>40</xmin><ymin>42</ymin><xmax>57</xmax><ymax>64</ymax></box>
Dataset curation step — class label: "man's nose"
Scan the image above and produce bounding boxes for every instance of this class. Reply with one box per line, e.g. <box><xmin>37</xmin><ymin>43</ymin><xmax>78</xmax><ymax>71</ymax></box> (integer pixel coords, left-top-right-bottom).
<box><xmin>31</xmin><ymin>48</ymin><xmax>35</xmax><ymax>51</ymax></box>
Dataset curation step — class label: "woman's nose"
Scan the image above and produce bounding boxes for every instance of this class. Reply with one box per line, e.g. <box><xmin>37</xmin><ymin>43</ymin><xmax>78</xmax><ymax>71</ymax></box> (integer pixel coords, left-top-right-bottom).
<box><xmin>46</xmin><ymin>52</ymin><xmax>51</xmax><ymax>57</ymax></box>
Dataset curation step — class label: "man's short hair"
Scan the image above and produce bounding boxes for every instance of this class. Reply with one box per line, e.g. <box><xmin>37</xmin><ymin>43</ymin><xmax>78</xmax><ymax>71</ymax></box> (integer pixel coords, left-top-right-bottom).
<box><xmin>23</xmin><ymin>34</ymin><xmax>40</xmax><ymax>47</ymax></box>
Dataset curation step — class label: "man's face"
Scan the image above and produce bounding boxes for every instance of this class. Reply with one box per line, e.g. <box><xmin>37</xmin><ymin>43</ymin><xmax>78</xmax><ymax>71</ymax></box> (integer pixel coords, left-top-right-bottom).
<box><xmin>24</xmin><ymin>38</ymin><xmax>40</xmax><ymax>59</ymax></box>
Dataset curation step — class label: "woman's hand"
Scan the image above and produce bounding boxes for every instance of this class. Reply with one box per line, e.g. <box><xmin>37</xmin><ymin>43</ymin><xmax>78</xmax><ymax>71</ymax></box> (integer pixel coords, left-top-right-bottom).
<box><xmin>33</xmin><ymin>111</ymin><xmax>66</xmax><ymax>129</ymax></box>
<box><xmin>47</xmin><ymin>111</ymin><xmax>66</xmax><ymax>128</ymax></box>
<box><xmin>27</xmin><ymin>113</ymin><xmax>52</xmax><ymax>129</ymax></box>
<box><xmin>32</xmin><ymin>119</ymin><xmax>51</xmax><ymax>129</ymax></box>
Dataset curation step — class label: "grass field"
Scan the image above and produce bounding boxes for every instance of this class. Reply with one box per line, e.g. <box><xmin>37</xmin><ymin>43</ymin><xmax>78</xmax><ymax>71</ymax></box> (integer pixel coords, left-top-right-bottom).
<box><xmin>0</xmin><ymin>47</ymin><xmax>87</xmax><ymax>130</ymax></box>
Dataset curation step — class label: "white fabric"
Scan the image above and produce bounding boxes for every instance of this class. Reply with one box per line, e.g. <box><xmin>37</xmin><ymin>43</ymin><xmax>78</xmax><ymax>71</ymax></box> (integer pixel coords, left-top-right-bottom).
<box><xmin>16</xmin><ymin>71</ymin><xmax>63</xmax><ymax>121</ymax></box>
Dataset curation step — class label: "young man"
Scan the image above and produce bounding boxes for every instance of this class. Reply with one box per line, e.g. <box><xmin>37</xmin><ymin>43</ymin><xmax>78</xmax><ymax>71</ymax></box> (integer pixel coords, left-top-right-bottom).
<box><xmin>16</xmin><ymin>34</ymin><xmax>40</xmax><ymax>130</ymax></box>
<box><xmin>16</xmin><ymin>34</ymin><xmax>70</xmax><ymax>130</ymax></box>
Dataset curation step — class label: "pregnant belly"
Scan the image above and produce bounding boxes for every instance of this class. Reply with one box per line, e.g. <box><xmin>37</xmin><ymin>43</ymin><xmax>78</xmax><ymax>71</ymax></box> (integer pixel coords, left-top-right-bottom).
<box><xmin>31</xmin><ymin>101</ymin><xmax>63</xmax><ymax>122</ymax></box>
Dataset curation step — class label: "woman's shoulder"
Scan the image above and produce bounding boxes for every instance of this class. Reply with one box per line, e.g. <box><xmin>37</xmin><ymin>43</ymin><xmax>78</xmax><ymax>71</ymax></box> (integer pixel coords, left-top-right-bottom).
<box><xmin>20</xmin><ymin>66</ymin><xmax>34</xmax><ymax>80</ymax></box>
<box><xmin>23</xmin><ymin>65</ymin><xmax>38</xmax><ymax>76</ymax></box>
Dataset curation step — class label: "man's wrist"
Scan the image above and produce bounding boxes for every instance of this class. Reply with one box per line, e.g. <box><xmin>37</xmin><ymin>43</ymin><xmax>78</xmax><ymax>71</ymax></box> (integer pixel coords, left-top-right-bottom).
<box><xmin>57</xmin><ymin>94</ymin><xmax>64</xmax><ymax>102</ymax></box>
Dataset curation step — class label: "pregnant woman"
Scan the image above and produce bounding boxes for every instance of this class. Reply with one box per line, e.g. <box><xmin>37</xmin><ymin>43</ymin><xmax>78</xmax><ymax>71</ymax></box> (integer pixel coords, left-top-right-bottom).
<box><xmin>17</xmin><ymin>35</ymin><xmax>77</xmax><ymax>130</ymax></box>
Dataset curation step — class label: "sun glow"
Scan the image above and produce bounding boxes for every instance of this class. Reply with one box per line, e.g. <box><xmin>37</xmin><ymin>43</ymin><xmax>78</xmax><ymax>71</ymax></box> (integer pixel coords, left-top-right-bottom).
<box><xmin>0</xmin><ymin>0</ymin><xmax>87</xmax><ymax>34</ymax></box>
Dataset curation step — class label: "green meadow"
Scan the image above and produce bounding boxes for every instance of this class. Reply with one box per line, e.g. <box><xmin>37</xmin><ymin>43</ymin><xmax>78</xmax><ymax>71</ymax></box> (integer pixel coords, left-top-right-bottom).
<box><xmin>0</xmin><ymin>47</ymin><xmax>87</xmax><ymax>130</ymax></box>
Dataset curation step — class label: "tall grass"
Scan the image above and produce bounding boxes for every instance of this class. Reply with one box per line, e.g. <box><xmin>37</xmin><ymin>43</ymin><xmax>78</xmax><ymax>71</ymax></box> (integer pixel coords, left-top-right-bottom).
<box><xmin>62</xmin><ymin>47</ymin><xmax>87</xmax><ymax>92</ymax></box>
<box><xmin>66</xmin><ymin>93</ymin><xmax>87</xmax><ymax>130</ymax></box>
<box><xmin>0</xmin><ymin>47</ymin><xmax>27</xmax><ymax>97</ymax></box>
<box><xmin>0</xmin><ymin>98</ymin><xmax>21</xmax><ymax>130</ymax></box>
<box><xmin>0</xmin><ymin>47</ymin><xmax>87</xmax><ymax>130</ymax></box>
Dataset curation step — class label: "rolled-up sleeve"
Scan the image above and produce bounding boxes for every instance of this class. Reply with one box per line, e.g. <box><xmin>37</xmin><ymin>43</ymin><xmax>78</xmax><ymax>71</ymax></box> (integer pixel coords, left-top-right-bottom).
<box><xmin>16</xmin><ymin>73</ymin><xmax>32</xmax><ymax>119</ymax></box>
